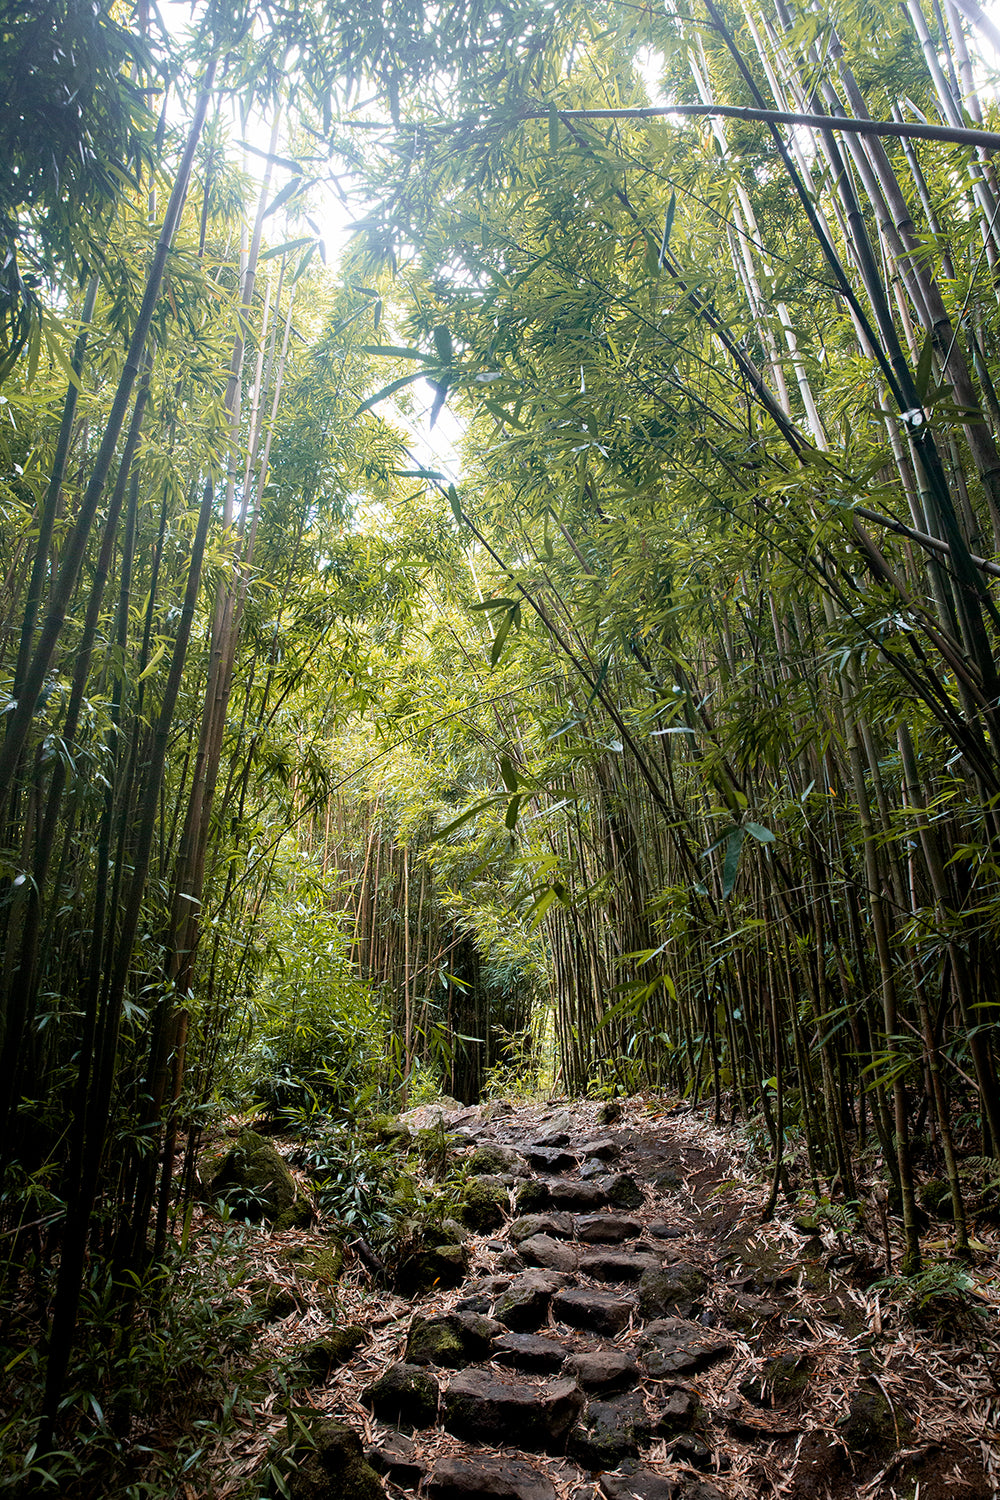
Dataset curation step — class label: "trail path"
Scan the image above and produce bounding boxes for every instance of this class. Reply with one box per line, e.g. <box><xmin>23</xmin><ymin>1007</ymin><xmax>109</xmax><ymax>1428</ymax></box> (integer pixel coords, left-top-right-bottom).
<box><xmin>229</xmin><ymin>1098</ymin><xmax>998</xmax><ymax>1499</ymax></box>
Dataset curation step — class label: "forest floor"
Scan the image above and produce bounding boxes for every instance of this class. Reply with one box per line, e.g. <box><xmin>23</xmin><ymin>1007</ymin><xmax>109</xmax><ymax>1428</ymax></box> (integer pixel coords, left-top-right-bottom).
<box><xmin>179</xmin><ymin>1096</ymin><xmax>1000</xmax><ymax>1500</ymax></box>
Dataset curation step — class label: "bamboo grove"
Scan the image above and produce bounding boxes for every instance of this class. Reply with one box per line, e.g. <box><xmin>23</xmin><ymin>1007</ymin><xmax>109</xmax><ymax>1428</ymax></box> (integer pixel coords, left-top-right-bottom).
<box><xmin>3</xmin><ymin>0</ymin><xmax>1000</xmax><ymax>1470</ymax></box>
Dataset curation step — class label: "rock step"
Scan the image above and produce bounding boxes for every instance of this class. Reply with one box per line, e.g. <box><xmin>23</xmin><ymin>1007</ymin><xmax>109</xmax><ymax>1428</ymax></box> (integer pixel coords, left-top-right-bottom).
<box><xmin>442</xmin><ymin>1367</ymin><xmax>584</xmax><ymax>1450</ymax></box>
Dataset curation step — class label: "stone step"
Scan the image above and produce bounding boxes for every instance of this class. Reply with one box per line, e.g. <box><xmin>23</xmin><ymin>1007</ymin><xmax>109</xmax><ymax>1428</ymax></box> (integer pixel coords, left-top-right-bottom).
<box><xmin>508</xmin><ymin>1212</ymin><xmax>575</xmax><ymax>1243</ymax></box>
<box><xmin>492</xmin><ymin>1331</ymin><xmax>569</xmax><ymax>1373</ymax></box>
<box><xmin>442</xmin><ymin>1367</ymin><xmax>584</xmax><ymax>1450</ymax></box>
<box><xmin>493</xmin><ymin>1269</ymin><xmax>569</xmax><ymax>1330</ymax></box>
<box><xmin>574</xmin><ymin>1213</ymin><xmax>643</xmax><ymax>1243</ymax></box>
<box><xmin>551</xmin><ymin>1286</ymin><xmax>636</xmax><ymax>1335</ymax></box>
<box><xmin>516</xmin><ymin>1233</ymin><xmax>579</xmax><ymax>1272</ymax></box>
<box><xmin>425</xmin><ymin>1455</ymin><xmax>557</xmax><ymax>1500</ymax></box>
<box><xmin>577</xmin><ymin>1250</ymin><xmax>662</xmax><ymax>1283</ymax></box>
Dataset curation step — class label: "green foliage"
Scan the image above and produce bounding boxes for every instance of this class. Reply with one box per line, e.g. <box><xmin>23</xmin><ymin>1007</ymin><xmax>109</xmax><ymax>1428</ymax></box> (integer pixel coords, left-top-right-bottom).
<box><xmin>228</xmin><ymin>894</ymin><xmax>386</xmax><ymax>1121</ymax></box>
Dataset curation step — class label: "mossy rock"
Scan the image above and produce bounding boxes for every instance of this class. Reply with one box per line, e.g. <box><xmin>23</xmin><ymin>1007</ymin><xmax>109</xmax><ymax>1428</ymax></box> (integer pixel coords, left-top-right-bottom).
<box><xmin>838</xmin><ymin>1381</ymin><xmax>910</xmax><ymax>1458</ymax></box>
<box><xmin>739</xmin><ymin>1353</ymin><xmax>814</xmax><ymax>1408</ymax></box>
<box><xmin>250</xmin><ymin>1281</ymin><xmax>299</xmax><ymax>1322</ymax></box>
<box><xmin>459</xmin><ymin>1178</ymin><xmax>507</xmax><ymax>1233</ymax></box>
<box><xmin>918</xmin><ymin>1179</ymin><xmax>954</xmax><ymax>1219</ymax></box>
<box><xmin>365</xmin><ymin>1114</ymin><xmax>412</xmax><ymax>1149</ymax></box>
<box><xmin>363</xmin><ymin>1362</ymin><xmax>440</xmax><ymax>1430</ymax></box>
<box><xmin>514</xmin><ymin>1180</ymin><xmax>551</xmax><ymax>1214</ymax></box>
<box><xmin>395</xmin><ymin>1242</ymin><xmax>469</xmax><ymax>1297</ymax></box>
<box><xmin>294</xmin><ymin>1325</ymin><xmax>366</xmax><ymax>1382</ymax></box>
<box><xmin>209</xmin><ymin>1131</ymin><xmax>310</xmax><ymax>1226</ymax></box>
<box><xmin>300</xmin><ymin>1241</ymin><xmax>346</xmax><ymax>1294</ymax></box>
<box><xmin>264</xmin><ymin>1417</ymin><xmax>385</xmax><ymax>1500</ymax></box>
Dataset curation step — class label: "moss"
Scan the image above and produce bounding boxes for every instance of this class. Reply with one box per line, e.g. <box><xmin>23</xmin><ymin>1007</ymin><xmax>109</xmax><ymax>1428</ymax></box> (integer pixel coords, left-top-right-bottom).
<box><xmin>301</xmin><ymin>1241</ymin><xmax>345</xmax><ymax>1288</ymax></box>
<box><xmin>919</xmin><ymin>1179</ymin><xmax>953</xmax><ymax>1219</ymax></box>
<box><xmin>838</xmin><ymin>1382</ymin><xmax>910</xmax><ymax>1458</ymax></box>
<box><xmin>294</xmin><ymin>1325</ymin><xmax>365</xmax><ymax>1382</ymax></box>
<box><xmin>264</xmin><ymin>1416</ymin><xmax>385</xmax><ymax>1499</ymax></box>
<box><xmin>209</xmin><ymin>1130</ymin><xmax>309</xmax><ymax>1226</ymax></box>
<box><xmin>459</xmin><ymin>1178</ymin><xmax>507</xmax><ymax>1232</ymax></box>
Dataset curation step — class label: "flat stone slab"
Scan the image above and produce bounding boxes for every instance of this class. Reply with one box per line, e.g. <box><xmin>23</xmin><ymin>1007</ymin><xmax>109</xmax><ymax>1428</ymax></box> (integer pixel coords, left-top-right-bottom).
<box><xmin>600</xmin><ymin>1473</ymin><xmax>723</xmax><ymax>1500</ymax></box>
<box><xmin>509</xmin><ymin>1213</ymin><xmax>575</xmax><ymax>1243</ymax></box>
<box><xmin>549</xmin><ymin>1181</ymin><xmax>609</xmax><ymax>1211</ymax></box>
<box><xmin>638</xmin><ymin>1318</ymin><xmax>733</xmax><ymax>1376</ymax></box>
<box><xmin>493</xmin><ymin>1332</ymin><xmax>568</xmax><ymax>1374</ymax></box>
<box><xmin>517</xmin><ymin>1234</ymin><xmax>579</xmax><ymax>1272</ymax></box>
<box><xmin>578</xmin><ymin>1250</ymin><xmax>662</xmax><ymax>1283</ymax></box>
<box><xmin>494</xmin><ymin>1270</ymin><xmax>568</xmax><ymax>1331</ymax></box>
<box><xmin>552</xmin><ymin>1287</ymin><xmax>636</xmax><ymax>1335</ymax></box>
<box><xmin>581</xmin><ymin>1137</ymin><xmax>619</xmax><ymax>1161</ymax></box>
<box><xmin>425</xmin><ymin>1456</ymin><xmax>556</xmax><ymax>1500</ymax></box>
<box><xmin>564</xmin><ymin>1349</ymin><xmax>640</xmax><ymax>1393</ymax></box>
<box><xmin>524</xmin><ymin>1146</ymin><xmax>578</xmax><ymax>1172</ymax></box>
<box><xmin>575</xmin><ymin>1214</ymin><xmax>643</xmax><ymax>1244</ymax></box>
<box><xmin>443</xmin><ymin>1368</ymin><xmax>584</xmax><ymax>1450</ymax></box>
<box><xmin>647</xmin><ymin>1221</ymin><xmax>686</xmax><ymax>1239</ymax></box>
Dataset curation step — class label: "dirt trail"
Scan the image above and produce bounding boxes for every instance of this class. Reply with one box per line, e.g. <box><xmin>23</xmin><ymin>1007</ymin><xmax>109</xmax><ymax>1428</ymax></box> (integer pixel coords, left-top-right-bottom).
<box><xmin>231</xmin><ymin>1098</ymin><xmax>999</xmax><ymax>1500</ymax></box>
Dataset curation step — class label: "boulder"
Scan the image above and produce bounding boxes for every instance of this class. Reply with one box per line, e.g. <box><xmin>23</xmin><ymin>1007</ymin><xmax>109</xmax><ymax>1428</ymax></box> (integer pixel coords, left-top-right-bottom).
<box><xmin>395</xmin><ymin>1242</ymin><xmax>469</xmax><ymax>1297</ymax></box>
<box><xmin>552</xmin><ymin>1287</ymin><xmax>636</xmax><ymax>1336</ymax></box>
<box><xmin>514</xmin><ymin>1180</ymin><xmax>552</xmax><ymax>1213</ymax></box>
<box><xmin>600</xmin><ymin>1173</ymin><xmax>644</xmax><ymax>1210</ymax></box>
<box><xmin>209</xmin><ymin>1131</ymin><xmax>309</xmax><ymax>1228</ymax></box>
<box><xmin>459</xmin><ymin>1178</ymin><xmax>508</xmax><ymax>1232</ymax></box>
<box><xmin>581</xmin><ymin>1138</ymin><xmax>619</xmax><ymax>1162</ymax></box>
<box><xmin>509</xmin><ymin>1213</ymin><xmax>575</xmax><ymax>1243</ymax></box>
<box><xmin>578</xmin><ymin>1250</ymin><xmax>661</xmax><ymax>1283</ymax></box>
<box><xmin>365</xmin><ymin>1432</ymin><xmax>424</xmax><ymax>1488</ymax></box>
<box><xmin>264</xmin><ymin>1418</ymin><xmax>384</xmax><ymax>1500</ymax></box>
<box><xmin>654</xmin><ymin>1385</ymin><xmax>701</xmax><ymax>1433</ymax></box>
<box><xmin>294</xmin><ymin>1325</ymin><xmax>365</xmax><ymax>1381</ymax></box>
<box><xmin>362</xmin><ymin>1362</ymin><xmax>439</xmax><ymax>1430</ymax></box>
<box><xmin>549</xmin><ymin>1181</ymin><xmax>608</xmax><ymax>1212</ymax></box>
<box><xmin>443</xmin><ymin>1368</ymin><xmax>584</xmax><ymax>1450</ymax></box>
<box><xmin>524</xmin><ymin>1146</ymin><xmax>578</xmax><ymax>1172</ymax></box>
<box><xmin>469</xmin><ymin>1144</ymin><xmax>529</xmax><ymax>1176</ymax></box>
<box><xmin>424</xmin><ymin>1456</ymin><xmax>556</xmax><ymax>1500</ymax></box>
<box><xmin>405</xmin><ymin>1312</ymin><xmax>499</xmax><ymax>1367</ymax></box>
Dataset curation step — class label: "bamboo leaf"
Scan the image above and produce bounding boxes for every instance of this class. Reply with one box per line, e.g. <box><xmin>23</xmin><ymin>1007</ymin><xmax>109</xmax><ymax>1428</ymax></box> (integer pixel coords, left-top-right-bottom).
<box><xmin>353</xmin><ymin>370</ymin><xmax>426</xmax><ymax>415</ymax></box>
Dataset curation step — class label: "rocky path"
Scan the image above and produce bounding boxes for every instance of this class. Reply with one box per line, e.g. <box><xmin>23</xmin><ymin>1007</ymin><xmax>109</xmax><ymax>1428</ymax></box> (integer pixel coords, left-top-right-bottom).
<box><xmin>238</xmin><ymin>1098</ymin><xmax>998</xmax><ymax>1500</ymax></box>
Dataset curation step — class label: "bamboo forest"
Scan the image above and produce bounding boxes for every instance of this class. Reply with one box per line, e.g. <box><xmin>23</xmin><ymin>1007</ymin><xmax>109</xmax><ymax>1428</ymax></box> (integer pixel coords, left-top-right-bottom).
<box><xmin>4</xmin><ymin>0</ymin><xmax>1000</xmax><ymax>1493</ymax></box>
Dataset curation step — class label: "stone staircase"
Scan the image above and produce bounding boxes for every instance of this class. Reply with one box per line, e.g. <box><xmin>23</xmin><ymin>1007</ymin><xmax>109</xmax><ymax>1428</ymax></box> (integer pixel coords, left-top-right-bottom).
<box><xmin>266</xmin><ymin>1100</ymin><xmax>994</xmax><ymax>1500</ymax></box>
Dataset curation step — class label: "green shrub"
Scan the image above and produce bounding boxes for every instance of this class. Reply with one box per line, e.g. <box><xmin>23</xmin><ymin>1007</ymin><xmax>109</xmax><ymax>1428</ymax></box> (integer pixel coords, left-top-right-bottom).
<box><xmin>227</xmin><ymin>897</ymin><xmax>386</xmax><ymax>1120</ymax></box>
